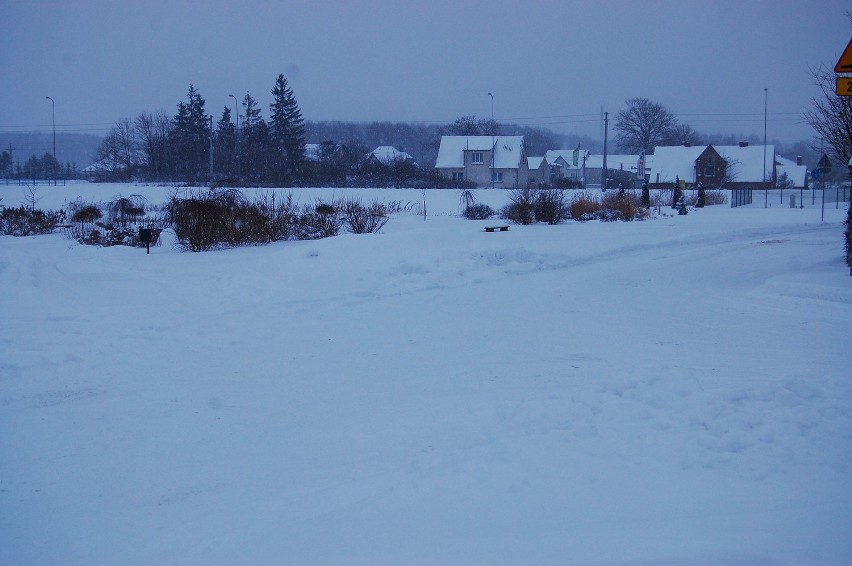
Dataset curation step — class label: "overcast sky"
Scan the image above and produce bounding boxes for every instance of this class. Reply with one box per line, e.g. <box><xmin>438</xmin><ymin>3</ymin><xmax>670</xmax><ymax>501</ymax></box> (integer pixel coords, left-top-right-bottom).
<box><xmin>2</xmin><ymin>0</ymin><xmax>850</xmax><ymax>145</ymax></box>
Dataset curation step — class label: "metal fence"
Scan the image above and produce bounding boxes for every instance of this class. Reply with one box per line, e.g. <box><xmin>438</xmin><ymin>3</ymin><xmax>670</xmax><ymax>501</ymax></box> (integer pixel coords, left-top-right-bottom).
<box><xmin>730</xmin><ymin>188</ymin><xmax>753</xmax><ymax>208</ymax></box>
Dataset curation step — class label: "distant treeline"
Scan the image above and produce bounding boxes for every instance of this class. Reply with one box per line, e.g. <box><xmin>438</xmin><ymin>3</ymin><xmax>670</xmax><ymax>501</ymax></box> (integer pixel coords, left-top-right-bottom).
<box><xmin>85</xmin><ymin>75</ymin><xmax>599</xmax><ymax>187</ymax></box>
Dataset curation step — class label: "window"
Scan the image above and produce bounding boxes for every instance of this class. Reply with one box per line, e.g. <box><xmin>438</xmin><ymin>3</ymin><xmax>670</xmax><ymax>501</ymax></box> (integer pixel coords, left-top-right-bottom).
<box><xmin>452</xmin><ymin>172</ymin><xmax>464</xmax><ymax>181</ymax></box>
<box><xmin>471</xmin><ymin>152</ymin><xmax>484</xmax><ymax>164</ymax></box>
<box><xmin>703</xmin><ymin>163</ymin><xmax>715</xmax><ymax>177</ymax></box>
<box><xmin>491</xmin><ymin>171</ymin><xmax>503</xmax><ymax>183</ymax></box>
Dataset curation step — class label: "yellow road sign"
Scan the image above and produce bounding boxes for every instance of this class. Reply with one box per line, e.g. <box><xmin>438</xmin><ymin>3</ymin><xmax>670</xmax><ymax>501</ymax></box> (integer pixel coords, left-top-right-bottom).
<box><xmin>835</xmin><ymin>38</ymin><xmax>852</xmax><ymax>73</ymax></box>
<box><xmin>837</xmin><ymin>77</ymin><xmax>852</xmax><ymax>97</ymax></box>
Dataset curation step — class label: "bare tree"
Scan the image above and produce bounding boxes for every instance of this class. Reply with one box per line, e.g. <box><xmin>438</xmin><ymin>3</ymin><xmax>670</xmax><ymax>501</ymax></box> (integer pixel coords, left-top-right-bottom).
<box><xmin>615</xmin><ymin>97</ymin><xmax>679</xmax><ymax>154</ymax></box>
<box><xmin>803</xmin><ymin>63</ymin><xmax>852</xmax><ymax>166</ymax></box>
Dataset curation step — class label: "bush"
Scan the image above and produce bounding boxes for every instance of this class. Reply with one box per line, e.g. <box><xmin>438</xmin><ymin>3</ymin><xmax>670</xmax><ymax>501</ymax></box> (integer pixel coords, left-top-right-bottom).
<box><xmin>342</xmin><ymin>200</ymin><xmax>389</xmax><ymax>234</ymax></box>
<box><xmin>601</xmin><ymin>191</ymin><xmax>646</xmax><ymax>221</ymax></box>
<box><xmin>534</xmin><ymin>188</ymin><xmax>568</xmax><ymax>224</ymax></box>
<box><xmin>501</xmin><ymin>187</ymin><xmax>537</xmax><ymax>225</ymax></box>
<box><xmin>0</xmin><ymin>206</ymin><xmax>64</xmax><ymax>236</ymax></box>
<box><xmin>463</xmin><ymin>203</ymin><xmax>495</xmax><ymax>220</ymax></box>
<box><xmin>568</xmin><ymin>191</ymin><xmax>601</xmax><ymax>219</ymax></box>
<box><xmin>297</xmin><ymin>200</ymin><xmax>344</xmax><ymax>240</ymax></box>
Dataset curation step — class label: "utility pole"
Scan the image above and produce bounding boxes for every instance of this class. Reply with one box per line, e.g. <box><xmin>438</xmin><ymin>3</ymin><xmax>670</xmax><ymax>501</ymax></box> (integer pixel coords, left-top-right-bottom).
<box><xmin>763</xmin><ymin>88</ymin><xmax>768</xmax><ymax>208</ymax></box>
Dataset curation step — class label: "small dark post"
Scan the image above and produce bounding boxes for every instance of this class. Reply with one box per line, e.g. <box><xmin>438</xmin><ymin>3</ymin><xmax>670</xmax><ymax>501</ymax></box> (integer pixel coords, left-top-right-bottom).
<box><xmin>139</xmin><ymin>227</ymin><xmax>152</xmax><ymax>254</ymax></box>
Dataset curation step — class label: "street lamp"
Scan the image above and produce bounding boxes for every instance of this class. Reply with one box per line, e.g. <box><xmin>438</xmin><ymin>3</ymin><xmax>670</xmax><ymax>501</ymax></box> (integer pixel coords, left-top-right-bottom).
<box><xmin>488</xmin><ymin>92</ymin><xmax>494</xmax><ymax>189</ymax></box>
<box><xmin>763</xmin><ymin>88</ymin><xmax>768</xmax><ymax>207</ymax></box>
<box><xmin>229</xmin><ymin>93</ymin><xmax>240</xmax><ymax>183</ymax></box>
<box><xmin>45</xmin><ymin>96</ymin><xmax>55</xmax><ymax>185</ymax></box>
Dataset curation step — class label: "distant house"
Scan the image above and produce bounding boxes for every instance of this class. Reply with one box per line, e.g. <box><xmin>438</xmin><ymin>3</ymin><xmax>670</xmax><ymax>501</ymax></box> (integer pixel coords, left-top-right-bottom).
<box><xmin>365</xmin><ymin>146</ymin><xmax>415</xmax><ymax>166</ymax></box>
<box><xmin>775</xmin><ymin>155</ymin><xmax>808</xmax><ymax>189</ymax></box>
<box><xmin>544</xmin><ymin>149</ymin><xmax>587</xmax><ymax>184</ymax></box>
<box><xmin>650</xmin><ymin>143</ymin><xmax>775</xmax><ymax>189</ymax></box>
<box><xmin>583</xmin><ymin>154</ymin><xmax>647</xmax><ymax>190</ymax></box>
<box><xmin>526</xmin><ymin>156</ymin><xmax>551</xmax><ymax>186</ymax></box>
<box><xmin>435</xmin><ymin>136</ymin><xmax>528</xmax><ymax>187</ymax></box>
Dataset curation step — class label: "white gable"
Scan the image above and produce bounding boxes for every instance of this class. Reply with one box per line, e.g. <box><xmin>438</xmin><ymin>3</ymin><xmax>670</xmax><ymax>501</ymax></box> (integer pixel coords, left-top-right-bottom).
<box><xmin>436</xmin><ymin>136</ymin><xmax>525</xmax><ymax>169</ymax></box>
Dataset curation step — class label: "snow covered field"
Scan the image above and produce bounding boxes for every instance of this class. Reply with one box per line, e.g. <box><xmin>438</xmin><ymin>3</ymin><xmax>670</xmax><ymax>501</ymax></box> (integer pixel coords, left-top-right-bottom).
<box><xmin>2</xmin><ymin>182</ymin><xmax>851</xmax><ymax>565</ymax></box>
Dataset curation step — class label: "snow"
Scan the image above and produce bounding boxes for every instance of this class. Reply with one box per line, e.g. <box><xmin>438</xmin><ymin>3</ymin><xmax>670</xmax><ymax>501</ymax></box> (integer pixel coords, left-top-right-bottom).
<box><xmin>436</xmin><ymin>136</ymin><xmax>525</xmax><ymax>169</ymax></box>
<box><xmin>2</xmin><ymin>182</ymin><xmax>851</xmax><ymax>565</ymax></box>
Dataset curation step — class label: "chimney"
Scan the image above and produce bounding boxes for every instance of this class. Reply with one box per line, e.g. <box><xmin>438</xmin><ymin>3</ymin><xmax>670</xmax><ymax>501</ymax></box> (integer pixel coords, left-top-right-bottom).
<box><xmin>739</xmin><ymin>141</ymin><xmax>749</xmax><ymax>147</ymax></box>
<box><xmin>797</xmin><ymin>156</ymin><xmax>803</xmax><ymax>166</ymax></box>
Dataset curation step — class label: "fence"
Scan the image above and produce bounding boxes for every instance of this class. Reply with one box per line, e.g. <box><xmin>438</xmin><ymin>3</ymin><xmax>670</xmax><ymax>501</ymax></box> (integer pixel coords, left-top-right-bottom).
<box><xmin>0</xmin><ymin>178</ymin><xmax>66</xmax><ymax>186</ymax></box>
<box><xmin>730</xmin><ymin>188</ymin><xmax>753</xmax><ymax>208</ymax></box>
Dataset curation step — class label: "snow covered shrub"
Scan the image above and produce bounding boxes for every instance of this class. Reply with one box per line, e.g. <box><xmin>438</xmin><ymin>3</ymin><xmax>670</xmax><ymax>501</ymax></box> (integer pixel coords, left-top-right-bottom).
<box><xmin>342</xmin><ymin>200</ymin><xmax>389</xmax><ymax>234</ymax></box>
<box><xmin>0</xmin><ymin>206</ymin><xmax>64</xmax><ymax>236</ymax></box>
<box><xmin>70</xmin><ymin>203</ymin><xmax>103</xmax><ymax>225</ymax></box>
<box><xmin>596</xmin><ymin>209</ymin><xmax>622</xmax><ymax>222</ymax></box>
<box><xmin>568</xmin><ymin>191</ymin><xmax>601</xmax><ymax>220</ymax></box>
<box><xmin>297</xmin><ymin>200</ymin><xmax>344</xmax><ymax>240</ymax></box>
<box><xmin>256</xmin><ymin>192</ymin><xmax>299</xmax><ymax>242</ymax></box>
<box><xmin>501</xmin><ymin>187</ymin><xmax>538</xmax><ymax>225</ymax></box>
<box><xmin>601</xmin><ymin>191</ymin><xmax>646</xmax><ymax>221</ymax></box>
<box><xmin>677</xmin><ymin>195</ymin><xmax>689</xmax><ymax>215</ymax></box>
<box><xmin>463</xmin><ymin>203</ymin><xmax>495</xmax><ymax>220</ymax></box>
<box><xmin>702</xmin><ymin>190</ymin><xmax>727</xmax><ymax>206</ymax></box>
<box><xmin>534</xmin><ymin>188</ymin><xmax>568</xmax><ymax>224</ymax></box>
<box><xmin>107</xmin><ymin>194</ymin><xmax>146</xmax><ymax>225</ymax></box>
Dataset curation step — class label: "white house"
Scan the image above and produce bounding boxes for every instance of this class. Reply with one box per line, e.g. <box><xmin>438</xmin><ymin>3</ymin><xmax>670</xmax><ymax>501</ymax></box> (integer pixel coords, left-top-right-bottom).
<box><xmin>435</xmin><ymin>136</ymin><xmax>528</xmax><ymax>187</ymax></box>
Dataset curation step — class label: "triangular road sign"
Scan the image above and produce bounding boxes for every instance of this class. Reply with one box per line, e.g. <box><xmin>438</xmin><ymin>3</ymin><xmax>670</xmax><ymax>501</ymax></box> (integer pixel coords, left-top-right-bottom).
<box><xmin>835</xmin><ymin>38</ymin><xmax>852</xmax><ymax>73</ymax></box>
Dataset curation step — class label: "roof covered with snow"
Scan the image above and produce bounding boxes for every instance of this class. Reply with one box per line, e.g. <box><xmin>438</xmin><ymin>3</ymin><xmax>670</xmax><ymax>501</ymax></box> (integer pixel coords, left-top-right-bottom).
<box><xmin>775</xmin><ymin>156</ymin><xmax>807</xmax><ymax>187</ymax></box>
<box><xmin>544</xmin><ymin>149</ymin><xmax>588</xmax><ymax>170</ymax></box>
<box><xmin>435</xmin><ymin>136</ymin><xmax>525</xmax><ymax>169</ymax></box>
<box><xmin>367</xmin><ymin>146</ymin><xmax>413</xmax><ymax>164</ymax></box>
<box><xmin>650</xmin><ymin>144</ymin><xmax>775</xmax><ymax>184</ymax></box>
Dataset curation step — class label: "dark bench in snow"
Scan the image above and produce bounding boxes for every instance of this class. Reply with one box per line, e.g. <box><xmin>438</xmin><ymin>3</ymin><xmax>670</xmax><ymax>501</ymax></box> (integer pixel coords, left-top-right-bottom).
<box><xmin>484</xmin><ymin>225</ymin><xmax>510</xmax><ymax>233</ymax></box>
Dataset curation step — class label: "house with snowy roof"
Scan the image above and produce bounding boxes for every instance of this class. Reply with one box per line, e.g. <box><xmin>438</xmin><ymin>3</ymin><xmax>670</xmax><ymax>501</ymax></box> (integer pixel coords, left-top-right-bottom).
<box><xmin>435</xmin><ymin>136</ymin><xmax>528</xmax><ymax>188</ymax></box>
<box><xmin>649</xmin><ymin>143</ymin><xmax>775</xmax><ymax>189</ymax></box>
<box><xmin>775</xmin><ymin>155</ymin><xmax>808</xmax><ymax>189</ymax></box>
<box><xmin>527</xmin><ymin>156</ymin><xmax>551</xmax><ymax>186</ymax></box>
<box><xmin>545</xmin><ymin>149</ymin><xmax>587</xmax><ymax>183</ymax></box>
<box><xmin>365</xmin><ymin>146</ymin><xmax>415</xmax><ymax>166</ymax></box>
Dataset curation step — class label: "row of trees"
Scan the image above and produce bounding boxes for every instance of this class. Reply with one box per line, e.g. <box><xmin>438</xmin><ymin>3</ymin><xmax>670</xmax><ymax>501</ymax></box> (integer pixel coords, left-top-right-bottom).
<box><xmin>0</xmin><ymin>150</ymin><xmax>80</xmax><ymax>181</ymax></box>
<box><xmin>96</xmin><ymin>74</ymin><xmax>308</xmax><ymax>185</ymax></box>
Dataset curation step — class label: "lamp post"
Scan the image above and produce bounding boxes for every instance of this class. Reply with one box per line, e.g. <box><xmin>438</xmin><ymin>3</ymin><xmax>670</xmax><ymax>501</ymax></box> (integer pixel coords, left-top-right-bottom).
<box><xmin>763</xmin><ymin>88</ymin><xmax>768</xmax><ymax>207</ymax></box>
<box><xmin>229</xmin><ymin>93</ymin><xmax>240</xmax><ymax>183</ymax></box>
<box><xmin>488</xmin><ymin>92</ymin><xmax>494</xmax><ymax>189</ymax></box>
<box><xmin>45</xmin><ymin>96</ymin><xmax>55</xmax><ymax>185</ymax></box>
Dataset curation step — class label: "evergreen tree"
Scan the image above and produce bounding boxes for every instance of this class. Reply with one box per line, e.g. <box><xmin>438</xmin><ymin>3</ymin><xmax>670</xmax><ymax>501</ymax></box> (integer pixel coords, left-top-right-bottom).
<box><xmin>171</xmin><ymin>84</ymin><xmax>210</xmax><ymax>183</ymax></box>
<box><xmin>696</xmin><ymin>185</ymin><xmax>706</xmax><ymax>208</ymax></box>
<box><xmin>215</xmin><ymin>106</ymin><xmax>236</xmax><ymax>178</ymax></box>
<box><xmin>677</xmin><ymin>194</ymin><xmax>688</xmax><ymax>215</ymax></box>
<box><xmin>641</xmin><ymin>181</ymin><xmax>651</xmax><ymax>208</ymax></box>
<box><xmin>672</xmin><ymin>177</ymin><xmax>683</xmax><ymax>209</ymax></box>
<box><xmin>241</xmin><ymin>91</ymin><xmax>269</xmax><ymax>183</ymax></box>
<box><xmin>268</xmin><ymin>74</ymin><xmax>306</xmax><ymax>186</ymax></box>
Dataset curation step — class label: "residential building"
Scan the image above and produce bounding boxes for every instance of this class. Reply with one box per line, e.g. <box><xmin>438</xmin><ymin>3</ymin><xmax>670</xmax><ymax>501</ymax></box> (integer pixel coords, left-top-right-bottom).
<box><xmin>650</xmin><ymin>143</ymin><xmax>776</xmax><ymax>189</ymax></box>
<box><xmin>435</xmin><ymin>136</ymin><xmax>528</xmax><ymax>187</ymax></box>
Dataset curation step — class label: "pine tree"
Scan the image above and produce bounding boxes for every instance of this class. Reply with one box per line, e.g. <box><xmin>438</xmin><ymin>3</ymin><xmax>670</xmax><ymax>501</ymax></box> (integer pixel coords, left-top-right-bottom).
<box><xmin>171</xmin><ymin>84</ymin><xmax>210</xmax><ymax>183</ymax></box>
<box><xmin>269</xmin><ymin>74</ymin><xmax>306</xmax><ymax>186</ymax></box>
<box><xmin>241</xmin><ymin>92</ymin><xmax>269</xmax><ymax>183</ymax></box>
<box><xmin>641</xmin><ymin>181</ymin><xmax>651</xmax><ymax>208</ymax></box>
<box><xmin>215</xmin><ymin>106</ymin><xmax>236</xmax><ymax>178</ymax></box>
<box><xmin>677</xmin><ymin>194</ymin><xmax>688</xmax><ymax>215</ymax></box>
<box><xmin>696</xmin><ymin>185</ymin><xmax>706</xmax><ymax>208</ymax></box>
<box><xmin>672</xmin><ymin>177</ymin><xmax>683</xmax><ymax>209</ymax></box>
